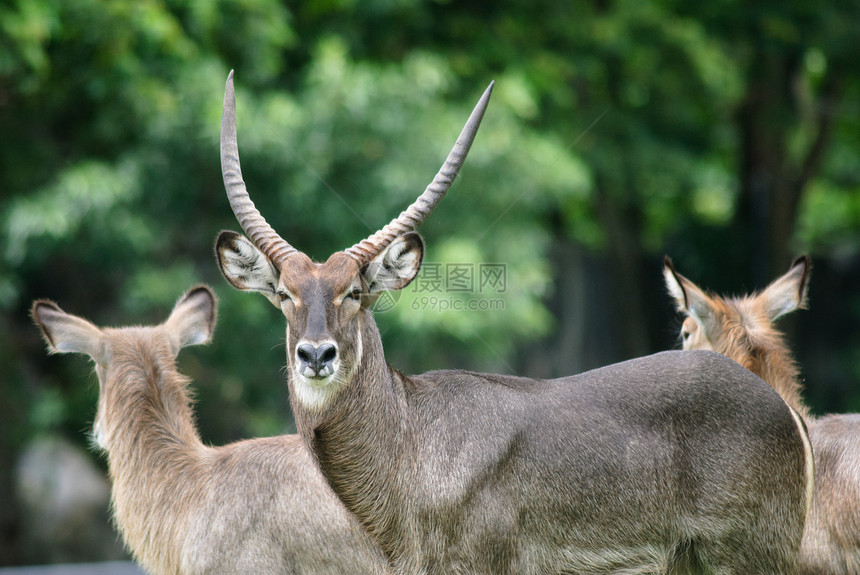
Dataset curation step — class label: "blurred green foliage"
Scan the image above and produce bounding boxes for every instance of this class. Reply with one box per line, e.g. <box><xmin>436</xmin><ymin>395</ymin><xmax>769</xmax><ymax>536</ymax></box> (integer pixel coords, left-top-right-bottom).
<box><xmin>1</xmin><ymin>0</ymin><xmax>859</xmax><ymax>565</ymax></box>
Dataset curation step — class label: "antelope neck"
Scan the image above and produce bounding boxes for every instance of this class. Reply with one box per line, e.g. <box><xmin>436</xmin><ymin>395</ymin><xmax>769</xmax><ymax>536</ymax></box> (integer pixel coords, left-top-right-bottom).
<box><xmin>293</xmin><ymin>312</ymin><xmax>416</xmax><ymax>554</ymax></box>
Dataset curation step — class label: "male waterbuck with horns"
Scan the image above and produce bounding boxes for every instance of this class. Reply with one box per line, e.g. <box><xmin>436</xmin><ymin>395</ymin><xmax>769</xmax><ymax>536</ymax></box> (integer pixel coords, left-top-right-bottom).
<box><xmin>665</xmin><ymin>256</ymin><xmax>860</xmax><ymax>575</ymax></box>
<box><xmin>215</xmin><ymin>71</ymin><xmax>812</xmax><ymax>574</ymax></box>
<box><xmin>33</xmin><ymin>286</ymin><xmax>388</xmax><ymax>575</ymax></box>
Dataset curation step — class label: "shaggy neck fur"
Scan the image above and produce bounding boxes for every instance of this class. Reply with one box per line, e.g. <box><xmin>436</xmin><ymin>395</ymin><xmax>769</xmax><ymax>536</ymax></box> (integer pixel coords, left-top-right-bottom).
<box><xmin>708</xmin><ymin>298</ymin><xmax>810</xmax><ymax>421</ymax></box>
<box><xmin>292</xmin><ymin>311</ymin><xmax>417</xmax><ymax>566</ymax></box>
<box><xmin>100</xmin><ymin>328</ymin><xmax>209</xmax><ymax>574</ymax></box>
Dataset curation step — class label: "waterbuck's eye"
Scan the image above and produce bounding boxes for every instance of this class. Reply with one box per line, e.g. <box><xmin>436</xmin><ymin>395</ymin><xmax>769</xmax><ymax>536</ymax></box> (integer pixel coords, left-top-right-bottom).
<box><xmin>347</xmin><ymin>288</ymin><xmax>362</xmax><ymax>301</ymax></box>
<box><xmin>277</xmin><ymin>289</ymin><xmax>291</xmax><ymax>302</ymax></box>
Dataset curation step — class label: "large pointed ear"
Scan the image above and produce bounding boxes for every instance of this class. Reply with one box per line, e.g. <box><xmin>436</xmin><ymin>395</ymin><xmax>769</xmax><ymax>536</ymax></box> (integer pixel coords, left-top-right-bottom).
<box><xmin>164</xmin><ymin>285</ymin><xmax>218</xmax><ymax>353</ymax></box>
<box><xmin>32</xmin><ymin>300</ymin><xmax>105</xmax><ymax>362</ymax></box>
<box><xmin>758</xmin><ymin>255</ymin><xmax>811</xmax><ymax>321</ymax></box>
<box><xmin>663</xmin><ymin>256</ymin><xmax>717</xmax><ymax>326</ymax></box>
<box><xmin>361</xmin><ymin>232</ymin><xmax>424</xmax><ymax>295</ymax></box>
<box><xmin>215</xmin><ymin>230</ymin><xmax>282</xmax><ymax>307</ymax></box>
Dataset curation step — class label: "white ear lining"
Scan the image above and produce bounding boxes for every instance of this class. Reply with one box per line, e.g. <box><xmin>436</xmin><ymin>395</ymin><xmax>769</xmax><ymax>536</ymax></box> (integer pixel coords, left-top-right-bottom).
<box><xmin>662</xmin><ymin>264</ymin><xmax>716</xmax><ymax>331</ymax></box>
<box><xmin>663</xmin><ymin>267</ymin><xmax>688</xmax><ymax>311</ymax></box>
<box><xmin>383</xmin><ymin>243</ymin><xmax>419</xmax><ymax>277</ymax></box>
<box><xmin>363</xmin><ymin>235</ymin><xmax>423</xmax><ymax>294</ymax></box>
<box><xmin>218</xmin><ymin>235</ymin><xmax>280</xmax><ymax>296</ymax></box>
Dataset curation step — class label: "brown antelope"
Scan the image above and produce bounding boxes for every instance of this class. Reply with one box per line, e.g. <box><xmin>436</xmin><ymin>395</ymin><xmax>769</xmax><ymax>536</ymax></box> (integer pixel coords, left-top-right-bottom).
<box><xmin>215</xmin><ymin>71</ymin><xmax>812</xmax><ymax>574</ymax></box>
<box><xmin>664</xmin><ymin>256</ymin><xmax>860</xmax><ymax>575</ymax></box>
<box><xmin>32</xmin><ymin>286</ymin><xmax>388</xmax><ymax>575</ymax></box>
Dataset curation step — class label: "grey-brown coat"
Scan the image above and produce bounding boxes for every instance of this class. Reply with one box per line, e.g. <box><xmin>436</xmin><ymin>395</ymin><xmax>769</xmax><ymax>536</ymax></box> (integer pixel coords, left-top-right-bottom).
<box><xmin>215</xmin><ymin>72</ymin><xmax>813</xmax><ymax>574</ymax></box>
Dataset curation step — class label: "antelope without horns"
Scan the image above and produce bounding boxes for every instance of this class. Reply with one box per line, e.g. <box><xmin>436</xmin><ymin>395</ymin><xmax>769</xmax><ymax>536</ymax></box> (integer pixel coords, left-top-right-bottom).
<box><xmin>664</xmin><ymin>256</ymin><xmax>860</xmax><ymax>575</ymax></box>
<box><xmin>32</xmin><ymin>286</ymin><xmax>388</xmax><ymax>575</ymax></box>
<box><xmin>215</xmin><ymin>71</ymin><xmax>812</xmax><ymax>574</ymax></box>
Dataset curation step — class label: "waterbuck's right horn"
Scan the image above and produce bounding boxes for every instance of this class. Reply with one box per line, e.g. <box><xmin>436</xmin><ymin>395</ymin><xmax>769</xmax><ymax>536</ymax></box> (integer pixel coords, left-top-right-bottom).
<box><xmin>221</xmin><ymin>70</ymin><xmax>298</xmax><ymax>265</ymax></box>
<box><xmin>343</xmin><ymin>81</ymin><xmax>494</xmax><ymax>264</ymax></box>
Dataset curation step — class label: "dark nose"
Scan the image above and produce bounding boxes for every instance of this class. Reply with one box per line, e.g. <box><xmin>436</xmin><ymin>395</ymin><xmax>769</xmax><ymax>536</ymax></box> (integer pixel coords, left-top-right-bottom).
<box><xmin>296</xmin><ymin>343</ymin><xmax>338</xmax><ymax>376</ymax></box>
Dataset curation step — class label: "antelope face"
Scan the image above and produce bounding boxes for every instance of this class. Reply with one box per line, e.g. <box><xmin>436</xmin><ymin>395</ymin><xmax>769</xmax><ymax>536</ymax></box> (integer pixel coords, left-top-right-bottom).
<box><xmin>217</xmin><ymin>230</ymin><xmax>423</xmax><ymax>408</ymax></box>
<box><xmin>214</xmin><ymin>72</ymin><xmax>490</xmax><ymax>409</ymax></box>
<box><xmin>278</xmin><ymin>253</ymin><xmax>359</xmax><ymax>383</ymax></box>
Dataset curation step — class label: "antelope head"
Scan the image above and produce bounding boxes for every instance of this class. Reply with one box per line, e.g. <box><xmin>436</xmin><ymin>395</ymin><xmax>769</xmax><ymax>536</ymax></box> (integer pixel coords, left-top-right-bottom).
<box><xmin>32</xmin><ymin>286</ymin><xmax>217</xmax><ymax>450</ymax></box>
<box><xmin>663</xmin><ymin>256</ymin><xmax>811</xmax><ymax>354</ymax></box>
<box><xmin>215</xmin><ymin>72</ymin><xmax>492</xmax><ymax>410</ymax></box>
<box><xmin>663</xmin><ymin>255</ymin><xmax>813</xmax><ymax>419</ymax></box>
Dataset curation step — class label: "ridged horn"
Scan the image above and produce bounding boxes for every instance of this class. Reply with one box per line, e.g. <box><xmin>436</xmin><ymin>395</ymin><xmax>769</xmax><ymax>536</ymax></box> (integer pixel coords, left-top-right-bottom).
<box><xmin>344</xmin><ymin>81</ymin><xmax>494</xmax><ymax>263</ymax></box>
<box><xmin>221</xmin><ymin>70</ymin><xmax>298</xmax><ymax>265</ymax></box>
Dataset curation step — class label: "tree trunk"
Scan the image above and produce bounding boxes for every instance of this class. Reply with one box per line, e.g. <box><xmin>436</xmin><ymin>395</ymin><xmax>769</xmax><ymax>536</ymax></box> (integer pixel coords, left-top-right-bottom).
<box><xmin>735</xmin><ymin>50</ymin><xmax>841</xmax><ymax>283</ymax></box>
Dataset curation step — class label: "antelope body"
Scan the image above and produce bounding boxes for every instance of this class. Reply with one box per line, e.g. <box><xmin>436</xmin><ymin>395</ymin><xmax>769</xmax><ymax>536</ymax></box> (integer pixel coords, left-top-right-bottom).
<box><xmin>665</xmin><ymin>256</ymin><xmax>860</xmax><ymax>575</ymax></box>
<box><xmin>32</xmin><ymin>286</ymin><xmax>388</xmax><ymax>575</ymax></box>
<box><xmin>216</xmin><ymin>72</ymin><xmax>812</xmax><ymax>574</ymax></box>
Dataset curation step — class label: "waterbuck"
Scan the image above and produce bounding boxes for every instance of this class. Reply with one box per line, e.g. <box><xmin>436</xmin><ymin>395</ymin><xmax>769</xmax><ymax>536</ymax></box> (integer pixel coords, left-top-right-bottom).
<box><xmin>215</xmin><ymin>71</ymin><xmax>812</xmax><ymax>574</ymax></box>
<box><xmin>32</xmin><ymin>286</ymin><xmax>388</xmax><ymax>575</ymax></box>
<box><xmin>665</xmin><ymin>256</ymin><xmax>860</xmax><ymax>575</ymax></box>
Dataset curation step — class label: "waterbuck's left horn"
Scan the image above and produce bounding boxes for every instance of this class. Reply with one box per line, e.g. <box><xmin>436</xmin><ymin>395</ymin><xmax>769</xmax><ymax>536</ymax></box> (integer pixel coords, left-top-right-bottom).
<box><xmin>343</xmin><ymin>81</ymin><xmax>494</xmax><ymax>264</ymax></box>
<box><xmin>221</xmin><ymin>70</ymin><xmax>298</xmax><ymax>265</ymax></box>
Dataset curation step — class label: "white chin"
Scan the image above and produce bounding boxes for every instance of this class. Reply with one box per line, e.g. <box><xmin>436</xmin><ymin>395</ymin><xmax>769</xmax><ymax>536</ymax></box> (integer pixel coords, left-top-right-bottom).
<box><xmin>291</xmin><ymin>371</ymin><xmax>340</xmax><ymax>410</ymax></box>
<box><xmin>298</xmin><ymin>364</ymin><xmax>336</xmax><ymax>379</ymax></box>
